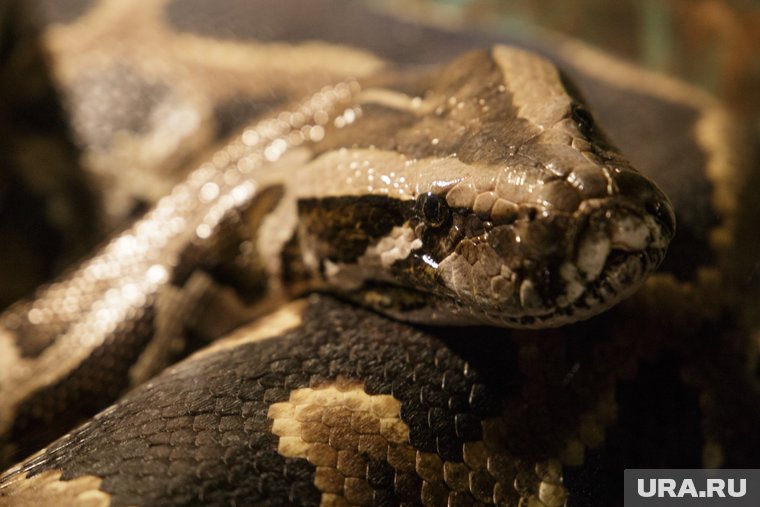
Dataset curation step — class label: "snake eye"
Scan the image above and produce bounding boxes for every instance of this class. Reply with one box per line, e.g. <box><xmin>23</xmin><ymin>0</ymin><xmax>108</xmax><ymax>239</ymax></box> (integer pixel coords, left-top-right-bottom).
<box><xmin>416</xmin><ymin>192</ymin><xmax>449</xmax><ymax>227</ymax></box>
<box><xmin>571</xmin><ymin>103</ymin><xmax>595</xmax><ymax>136</ymax></box>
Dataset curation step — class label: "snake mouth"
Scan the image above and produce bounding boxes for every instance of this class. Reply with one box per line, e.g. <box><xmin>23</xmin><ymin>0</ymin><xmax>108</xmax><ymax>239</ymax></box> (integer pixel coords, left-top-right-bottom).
<box><xmin>419</xmin><ymin>189</ymin><xmax>674</xmax><ymax>328</ymax></box>
<box><xmin>505</xmin><ymin>198</ymin><xmax>674</xmax><ymax>327</ymax></box>
<box><xmin>337</xmin><ymin>195</ymin><xmax>673</xmax><ymax>329</ymax></box>
<box><xmin>554</xmin><ymin>236</ymin><xmax>668</xmax><ymax>326</ymax></box>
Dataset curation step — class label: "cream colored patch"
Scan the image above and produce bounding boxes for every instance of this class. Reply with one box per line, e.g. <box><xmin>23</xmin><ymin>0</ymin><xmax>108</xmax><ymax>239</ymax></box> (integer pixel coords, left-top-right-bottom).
<box><xmin>576</xmin><ymin>235</ymin><xmax>611</xmax><ymax>282</ymax></box>
<box><xmin>0</xmin><ymin>470</ymin><xmax>110</xmax><ymax>507</ymax></box>
<box><xmin>696</xmin><ymin>107</ymin><xmax>743</xmax><ymax>261</ymax></box>
<box><xmin>369</xmin><ymin>226</ymin><xmax>423</xmax><ymax>268</ymax></box>
<box><xmin>358</xmin><ymin>88</ymin><xmax>435</xmax><ymax>114</ymax></box>
<box><xmin>492</xmin><ymin>45</ymin><xmax>569</xmax><ymax>129</ymax></box>
<box><xmin>445</xmin><ymin>181</ymin><xmax>478</xmax><ymax>209</ymax></box>
<box><xmin>0</xmin><ymin>329</ymin><xmax>22</xmax><ymax>463</ymax></box>
<box><xmin>293</xmin><ymin>148</ymin><xmax>494</xmax><ymax>201</ymax></box>
<box><xmin>0</xmin><ymin>329</ymin><xmax>21</xmax><ymax>395</ymax></box>
<box><xmin>268</xmin><ymin>383</ymin><xmax>567</xmax><ymax>506</ymax></box>
<box><xmin>44</xmin><ymin>0</ymin><xmax>384</xmax><ymax>218</ymax></box>
<box><xmin>610</xmin><ymin>216</ymin><xmax>650</xmax><ymax>251</ymax></box>
<box><xmin>188</xmin><ymin>299</ymin><xmax>307</xmax><ymax>360</ymax></box>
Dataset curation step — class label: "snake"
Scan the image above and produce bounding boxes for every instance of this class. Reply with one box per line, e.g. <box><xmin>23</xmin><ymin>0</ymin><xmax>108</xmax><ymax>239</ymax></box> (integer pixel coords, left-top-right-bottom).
<box><xmin>0</xmin><ymin>0</ymin><xmax>758</xmax><ymax>505</ymax></box>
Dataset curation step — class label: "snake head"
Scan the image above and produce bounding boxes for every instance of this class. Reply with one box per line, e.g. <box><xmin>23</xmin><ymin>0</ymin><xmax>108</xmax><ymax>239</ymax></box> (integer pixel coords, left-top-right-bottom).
<box><xmin>300</xmin><ymin>45</ymin><xmax>675</xmax><ymax>327</ymax></box>
<box><xmin>399</xmin><ymin>156</ymin><xmax>675</xmax><ymax>327</ymax></box>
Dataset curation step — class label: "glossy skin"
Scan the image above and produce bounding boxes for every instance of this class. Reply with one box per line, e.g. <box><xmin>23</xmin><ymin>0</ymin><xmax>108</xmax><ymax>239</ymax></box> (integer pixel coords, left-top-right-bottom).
<box><xmin>0</xmin><ymin>46</ymin><xmax>673</xmax><ymax>465</ymax></box>
<box><xmin>277</xmin><ymin>47</ymin><xmax>674</xmax><ymax>327</ymax></box>
<box><xmin>3</xmin><ymin>1</ymin><xmax>758</xmax><ymax>505</ymax></box>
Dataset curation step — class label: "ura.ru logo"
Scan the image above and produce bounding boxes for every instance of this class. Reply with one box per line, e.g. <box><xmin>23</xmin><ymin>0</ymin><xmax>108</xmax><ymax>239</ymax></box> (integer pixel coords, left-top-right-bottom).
<box><xmin>638</xmin><ymin>478</ymin><xmax>746</xmax><ymax>498</ymax></box>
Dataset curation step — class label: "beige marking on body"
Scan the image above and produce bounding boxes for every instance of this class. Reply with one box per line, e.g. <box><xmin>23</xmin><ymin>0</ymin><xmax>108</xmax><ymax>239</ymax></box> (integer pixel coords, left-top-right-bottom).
<box><xmin>186</xmin><ymin>299</ymin><xmax>308</xmax><ymax>360</ymax></box>
<box><xmin>357</xmin><ymin>88</ymin><xmax>435</xmax><ymax>114</ymax></box>
<box><xmin>47</xmin><ymin>0</ymin><xmax>384</xmax><ymax>89</ymax></box>
<box><xmin>292</xmin><ymin>149</ymin><xmax>485</xmax><ymax>201</ymax></box>
<box><xmin>44</xmin><ymin>0</ymin><xmax>384</xmax><ymax>214</ymax></box>
<box><xmin>0</xmin><ymin>470</ymin><xmax>110</xmax><ymax>507</ymax></box>
<box><xmin>268</xmin><ymin>383</ymin><xmax>567</xmax><ymax>506</ymax></box>
<box><xmin>492</xmin><ymin>46</ymin><xmax>569</xmax><ymax>129</ymax></box>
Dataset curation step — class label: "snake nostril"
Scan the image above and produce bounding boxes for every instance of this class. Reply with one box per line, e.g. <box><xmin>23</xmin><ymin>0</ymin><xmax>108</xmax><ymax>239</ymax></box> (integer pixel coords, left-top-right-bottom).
<box><xmin>521</xmin><ymin>206</ymin><xmax>538</xmax><ymax>222</ymax></box>
<box><xmin>571</xmin><ymin>103</ymin><xmax>595</xmax><ymax>136</ymax></box>
<box><xmin>645</xmin><ymin>198</ymin><xmax>676</xmax><ymax>239</ymax></box>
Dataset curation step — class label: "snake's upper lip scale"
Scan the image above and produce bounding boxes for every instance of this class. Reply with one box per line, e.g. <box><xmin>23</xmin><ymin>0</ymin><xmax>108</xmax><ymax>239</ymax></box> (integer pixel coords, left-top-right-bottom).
<box><xmin>499</xmin><ymin>191</ymin><xmax>675</xmax><ymax>327</ymax></box>
<box><xmin>574</xmin><ymin>203</ymin><xmax>672</xmax><ymax>285</ymax></box>
<box><xmin>560</xmin><ymin>193</ymin><xmax>675</xmax><ymax>315</ymax></box>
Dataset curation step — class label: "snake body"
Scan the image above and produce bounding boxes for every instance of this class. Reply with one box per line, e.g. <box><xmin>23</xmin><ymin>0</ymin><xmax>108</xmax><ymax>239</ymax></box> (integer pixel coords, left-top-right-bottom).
<box><xmin>0</xmin><ymin>0</ymin><xmax>758</xmax><ymax>505</ymax></box>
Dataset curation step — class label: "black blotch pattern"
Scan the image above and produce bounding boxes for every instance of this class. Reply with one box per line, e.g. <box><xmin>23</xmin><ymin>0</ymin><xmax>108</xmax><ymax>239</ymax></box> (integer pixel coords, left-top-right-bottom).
<box><xmin>565</xmin><ymin>354</ymin><xmax>702</xmax><ymax>507</ymax></box>
<box><xmin>9</xmin><ymin>303</ymin><xmax>158</xmax><ymax>466</ymax></box>
<box><xmin>165</xmin><ymin>0</ymin><xmax>497</xmax><ymax>65</ymax></box>
<box><xmin>38</xmin><ymin>0</ymin><xmax>95</xmax><ymax>24</ymax></box>
<box><xmin>296</xmin><ymin>196</ymin><xmax>412</xmax><ymax>265</ymax></box>
<box><xmin>18</xmin><ymin>296</ymin><xmax>507</xmax><ymax>506</ymax></box>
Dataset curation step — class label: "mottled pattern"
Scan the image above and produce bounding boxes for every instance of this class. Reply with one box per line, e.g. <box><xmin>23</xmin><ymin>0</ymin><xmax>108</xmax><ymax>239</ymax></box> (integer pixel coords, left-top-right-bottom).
<box><xmin>4</xmin><ymin>292</ymin><xmax>756</xmax><ymax>506</ymax></box>
<box><xmin>0</xmin><ymin>296</ymin><xmax>619</xmax><ymax>506</ymax></box>
<box><xmin>0</xmin><ymin>470</ymin><xmax>108</xmax><ymax>507</ymax></box>
<box><xmin>268</xmin><ymin>384</ymin><xmax>566</xmax><ymax>506</ymax></box>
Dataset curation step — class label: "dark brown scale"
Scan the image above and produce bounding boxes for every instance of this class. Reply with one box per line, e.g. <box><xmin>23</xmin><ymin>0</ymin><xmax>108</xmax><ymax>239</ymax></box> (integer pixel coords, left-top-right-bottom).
<box><xmin>456</xmin><ymin>240</ymin><xmax>479</xmax><ymax>265</ymax></box>
<box><xmin>463</xmin><ymin>215</ymin><xmax>485</xmax><ymax>237</ymax></box>
<box><xmin>487</xmin><ymin>226</ymin><xmax>519</xmax><ymax>261</ymax></box>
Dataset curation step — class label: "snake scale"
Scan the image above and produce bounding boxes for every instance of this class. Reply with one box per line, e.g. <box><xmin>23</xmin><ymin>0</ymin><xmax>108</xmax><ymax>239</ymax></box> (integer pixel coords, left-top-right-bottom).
<box><xmin>0</xmin><ymin>0</ymin><xmax>759</xmax><ymax>505</ymax></box>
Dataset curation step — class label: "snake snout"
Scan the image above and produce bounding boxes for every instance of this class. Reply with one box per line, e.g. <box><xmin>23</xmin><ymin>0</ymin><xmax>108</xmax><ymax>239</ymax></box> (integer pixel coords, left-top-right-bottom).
<box><xmin>428</xmin><ymin>174</ymin><xmax>675</xmax><ymax>328</ymax></box>
<box><xmin>566</xmin><ymin>183</ymin><xmax>674</xmax><ymax>314</ymax></box>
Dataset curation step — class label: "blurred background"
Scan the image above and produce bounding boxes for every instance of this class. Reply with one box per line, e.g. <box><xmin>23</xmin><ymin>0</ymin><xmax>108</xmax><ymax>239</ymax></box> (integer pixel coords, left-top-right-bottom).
<box><xmin>410</xmin><ymin>0</ymin><xmax>760</xmax><ymax>133</ymax></box>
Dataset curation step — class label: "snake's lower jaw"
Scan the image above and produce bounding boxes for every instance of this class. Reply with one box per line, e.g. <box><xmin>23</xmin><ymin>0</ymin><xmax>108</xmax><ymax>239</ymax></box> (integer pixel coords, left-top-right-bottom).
<box><xmin>426</xmin><ymin>195</ymin><xmax>675</xmax><ymax>328</ymax></box>
<box><xmin>552</xmin><ymin>197</ymin><xmax>675</xmax><ymax>325</ymax></box>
